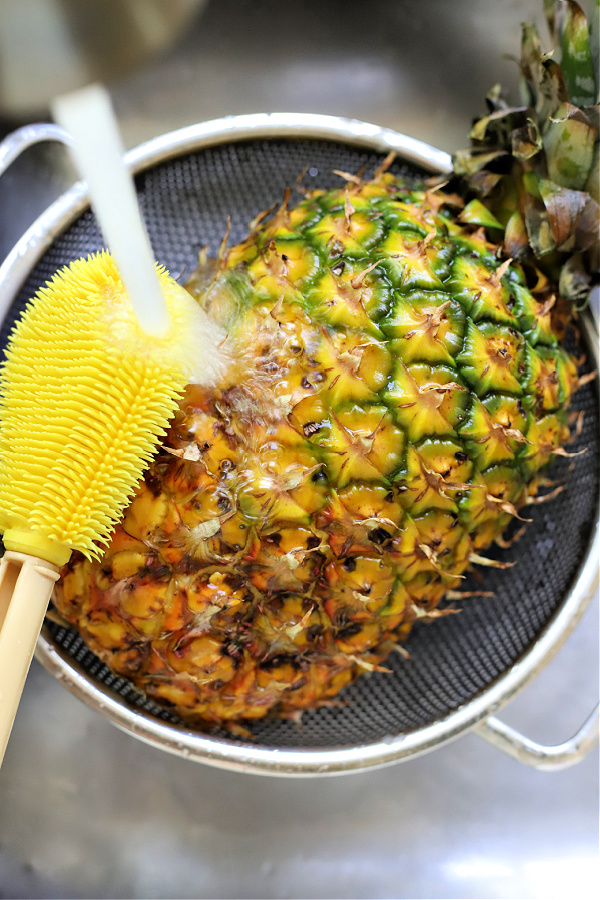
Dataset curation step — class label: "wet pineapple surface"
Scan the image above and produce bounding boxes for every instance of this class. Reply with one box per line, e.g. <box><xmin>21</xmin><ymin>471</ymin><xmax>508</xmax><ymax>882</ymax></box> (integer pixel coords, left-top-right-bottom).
<box><xmin>54</xmin><ymin>172</ymin><xmax>582</xmax><ymax>731</ymax></box>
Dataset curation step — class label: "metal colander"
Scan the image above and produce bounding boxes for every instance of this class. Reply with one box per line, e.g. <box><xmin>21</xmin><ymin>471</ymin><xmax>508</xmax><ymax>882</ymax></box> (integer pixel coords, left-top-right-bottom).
<box><xmin>0</xmin><ymin>115</ymin><xmax>597</xmax><ymax>775</ymax></box>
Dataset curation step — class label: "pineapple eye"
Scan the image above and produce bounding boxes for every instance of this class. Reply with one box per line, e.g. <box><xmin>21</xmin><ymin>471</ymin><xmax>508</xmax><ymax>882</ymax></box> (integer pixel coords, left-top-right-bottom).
<box><xmin>369</xmin><ymin>527</ymin><xmax>391</xmax><ymax>545</ymax></box>
<box><xmin>303</xmin><ymin>421</ymin><xmax>322</xmax><ymax>437</ymax></box>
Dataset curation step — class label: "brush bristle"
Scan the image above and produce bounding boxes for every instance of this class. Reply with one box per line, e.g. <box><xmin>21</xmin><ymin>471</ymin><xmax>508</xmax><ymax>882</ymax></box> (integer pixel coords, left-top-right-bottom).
<box><xmin>0</xmin><ymin>252</ymin><xmax>220</xmax><ymax>562</ymax></box>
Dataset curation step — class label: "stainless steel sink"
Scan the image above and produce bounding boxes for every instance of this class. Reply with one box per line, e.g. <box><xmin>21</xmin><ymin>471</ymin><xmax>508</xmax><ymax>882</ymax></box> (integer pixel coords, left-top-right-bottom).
<box><xmin>0</xmin><ymin>2</ymin><xmax>598</xmax><ymax>897</ymax></box>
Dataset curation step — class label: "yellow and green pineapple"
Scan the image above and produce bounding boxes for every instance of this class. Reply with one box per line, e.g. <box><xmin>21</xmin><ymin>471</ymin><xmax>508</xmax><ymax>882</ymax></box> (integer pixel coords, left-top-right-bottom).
<box><xmin>53</xmin><ymin>1</ymin><xmax>598</xmax><ymax>731</ymax></box>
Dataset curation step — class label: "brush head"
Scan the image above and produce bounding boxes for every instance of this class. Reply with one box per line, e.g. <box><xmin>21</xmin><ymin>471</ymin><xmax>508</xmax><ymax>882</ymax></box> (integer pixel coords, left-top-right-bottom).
<box><xmin>0</xmin><ymin>252</ymin><xmax>227</xmax><ymax>566</ymax></box>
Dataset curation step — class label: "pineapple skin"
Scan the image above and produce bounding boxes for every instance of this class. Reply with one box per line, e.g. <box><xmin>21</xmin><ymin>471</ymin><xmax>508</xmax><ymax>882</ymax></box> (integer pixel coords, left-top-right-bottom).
<box><xmin>54</xmin><ymin>173</ymin><xmax>579</xmax><ymax>730</ymax></box>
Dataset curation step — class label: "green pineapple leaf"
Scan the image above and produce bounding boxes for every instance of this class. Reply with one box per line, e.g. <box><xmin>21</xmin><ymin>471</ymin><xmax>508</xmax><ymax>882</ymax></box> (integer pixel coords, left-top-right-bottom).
<box><xmin>512</xmin><ymin>118</ymin><xmax>544</xmax><ymax>160</ymax></box>
<box><xmin>555</xmin><ymin>0</ymin><xmax>597</xmax><ymax>107</ymax></box>
<box><xmin>458</xmin><ymin>199</ymin><xmax>503</xmax><ymax>229</ymax></box>
<box><xmin>559</xmin><ymin>251</ymin><xmax>595</xmax><ymax>301</ymax></box>
<box><xmin>544</xmin><ymin>101</ymin><xmax>598</xmax><ymax>189</ymax></box>
<box><xmin>504</xmin><ymin>211</ymin><xmax>529</xmax><ymax>260</ymax></box>
<box><xmin>451</xmin><ymin>0</ymin><xmax>599</xmax><ymax>302</ymax></box>
<box><xmin>538</xmin><ymin>176</ymin><xmax>600</xmax><ymax>250</ymax></box>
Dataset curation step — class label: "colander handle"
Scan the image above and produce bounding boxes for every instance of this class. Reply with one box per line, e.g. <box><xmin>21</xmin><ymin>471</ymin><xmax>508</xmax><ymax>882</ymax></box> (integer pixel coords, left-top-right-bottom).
<box><xmin>0</xmin><ymin>123</ymin><xmax>72</xmax><ymax>175</ymax></box>
<box><xmin>474</xmin><ymin>705</ymin><xmax>599</xmax><ymax>770</ymax></box>
<box><xmin>0</xmin><ymin>122</ymin><xmax>90</xmax><ymax>326</ymax></box>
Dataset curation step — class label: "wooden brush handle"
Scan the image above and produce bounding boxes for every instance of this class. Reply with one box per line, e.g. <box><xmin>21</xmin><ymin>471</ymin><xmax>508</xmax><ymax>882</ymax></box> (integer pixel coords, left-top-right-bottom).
<box><xmin>0</xmin><ymin>551</ymin><xmax>59</xmax><ymax>766</ymax></box>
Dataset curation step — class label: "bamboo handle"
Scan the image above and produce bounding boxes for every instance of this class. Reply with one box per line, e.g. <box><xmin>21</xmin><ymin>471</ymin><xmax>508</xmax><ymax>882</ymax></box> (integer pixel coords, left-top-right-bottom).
<box><xmin>0</xmin><ymin>551</ymin><xmax>59</xmax><ymax>766</ymax></box>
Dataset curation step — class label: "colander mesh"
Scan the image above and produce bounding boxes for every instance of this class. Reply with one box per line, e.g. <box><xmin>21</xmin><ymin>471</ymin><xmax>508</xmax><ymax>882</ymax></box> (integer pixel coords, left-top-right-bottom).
<box><xmin>2</xmin><ymin>138</ymin><xmax>597</xmax><ymax>750</ymax></box>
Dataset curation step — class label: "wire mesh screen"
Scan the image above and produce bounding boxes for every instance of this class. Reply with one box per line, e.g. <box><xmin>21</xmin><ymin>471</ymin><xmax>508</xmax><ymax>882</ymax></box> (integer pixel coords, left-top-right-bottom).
<box><xmin>2</xmin><ymin>138</ymin><xmax>598</xmax><ymax>750</ymax></box>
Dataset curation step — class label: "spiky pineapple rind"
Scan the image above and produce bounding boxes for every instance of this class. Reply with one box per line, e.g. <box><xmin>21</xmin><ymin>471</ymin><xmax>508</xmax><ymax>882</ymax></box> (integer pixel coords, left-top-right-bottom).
<box><xmin>53</xmin><ymin>170</ymin><xmax>581</xmax><ymax>730</ymax></box>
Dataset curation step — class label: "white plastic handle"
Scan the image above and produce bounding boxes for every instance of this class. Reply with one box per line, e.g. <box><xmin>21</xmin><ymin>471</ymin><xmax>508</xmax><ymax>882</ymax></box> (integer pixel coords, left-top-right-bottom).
<box><xmin>51</xmin><ymin>84</ymin><xmax>170</xmax><ymax>337</ymax></box>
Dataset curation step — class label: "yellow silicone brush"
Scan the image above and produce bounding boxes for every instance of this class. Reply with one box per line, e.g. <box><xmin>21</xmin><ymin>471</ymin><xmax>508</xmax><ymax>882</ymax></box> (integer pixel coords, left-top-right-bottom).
<box><xmin>0</xmin><ymin>85</ymin><xmax>226</xmax><ymax>763</ymax></box>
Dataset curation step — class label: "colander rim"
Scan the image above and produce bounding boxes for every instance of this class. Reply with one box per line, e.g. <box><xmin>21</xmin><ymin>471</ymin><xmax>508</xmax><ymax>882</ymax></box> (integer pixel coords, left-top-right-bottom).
<box><xmin>1</xmin><ymin>113</ymin><xmax>597</xmax><ymax>776</ymax></box>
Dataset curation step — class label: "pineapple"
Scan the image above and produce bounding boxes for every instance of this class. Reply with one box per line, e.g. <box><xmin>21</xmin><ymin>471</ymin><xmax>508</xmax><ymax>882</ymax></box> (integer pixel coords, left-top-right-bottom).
<box><xmin>53</xmin><ymin>1</ymin><xmax>598</xmax><ymax>732</ymax></box>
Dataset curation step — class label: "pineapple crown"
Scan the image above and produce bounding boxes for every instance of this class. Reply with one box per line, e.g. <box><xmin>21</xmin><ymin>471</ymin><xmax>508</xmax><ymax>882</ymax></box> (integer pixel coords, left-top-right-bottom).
<box><xmin>452</xmin><ymin>0</ymin><xmax>599</xmax><ymax>303</ymax></box>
